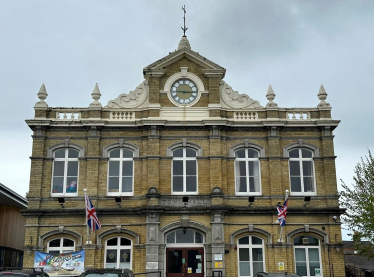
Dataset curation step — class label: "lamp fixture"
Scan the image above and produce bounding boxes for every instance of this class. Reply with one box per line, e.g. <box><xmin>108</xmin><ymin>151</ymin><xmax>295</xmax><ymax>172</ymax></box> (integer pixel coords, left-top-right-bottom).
<box><xmin>58</xmin><ymin>197</ymin><xmax>65</xmax><ymax>208</ymax></box>
<box><xmin>303</xmin><ymin>196</ymin><xmax>311</xmax><ymax>207</ymax></box>
<box><xmin>248</xmin><ymin>196</ymin><xmax>255</xmax><ymax>206</ymax></box>
<box><xmin>182</xmin><ymin>196</ymin><xmax>189</xmax><ymax>207</ymax></box>
<box><xmin>115</xmin><ymin>197</ymin><xmax>122</xmax><ymax>208</ymax></box>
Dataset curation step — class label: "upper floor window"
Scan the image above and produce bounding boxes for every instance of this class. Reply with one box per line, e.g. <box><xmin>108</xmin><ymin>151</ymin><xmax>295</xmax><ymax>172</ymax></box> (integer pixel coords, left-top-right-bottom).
<box><xmin>107</xmin><ymin>149</ymin><xmax>134</xmax><ymax>196</ymax></box>
<box><xmin>105</xmin><ymin>237</ymin><xmax>132</xmax><ymax>269</ymax></box>
<box><xmin>172</xmin><ymin>148</ymin><xmax>197</xmax><ymax>194</ymax></box>
<box><xmin>293</xmin><ymin>235</ymin><xmax>322</xmax><ymax>277</ymax></box>
<box><xmin>237</xmin><ymin>235</ymin><xmax>265</xmax><ymax>277</ymax></box>
<box><xmin>47</xmin><ymin>238</ymin><xmax>75</xmax><ymax>254</ymax></box>
<box><xmin>289</xmin><ymin>148</ymin><xmax>316</xmax><ymax>195</ymax></box>
<box><xmin>51</xmin><ymin>148</ymin><xmax>79</xmax><ymax>196</ymax></box>
<box><xmin>235</xmin><ymin>149</ymin><xmax>261</xmax><ymax>195</ymax></box>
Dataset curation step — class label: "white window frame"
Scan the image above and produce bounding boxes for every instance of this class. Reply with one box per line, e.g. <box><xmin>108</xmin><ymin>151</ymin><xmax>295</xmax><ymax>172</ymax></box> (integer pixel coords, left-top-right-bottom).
<box><xmin>51</xmin><ymin>148</ymin><xmax>79</xmax><ymax>197</ymax></box>
<box><xmin>171</xmin><ymin>148</ymin><xmax>198</xmax><ymax>195</ymax></box>
<box><xmin>47</xmin><ymin>238</ymin><xmax>75</xmax><ymax>253</ymax></box>
<box><xmin>107</xmin><ymin>148</ymin><xmax>134</xmax><ymax>196</ymax></box>
<box><xmin>235</xmin><ymin>148</ymin><xmax>262</xmax><ymax>196</ymax></box>
<box><xmin>294</xmin><ymin>237</ymin><xmax>322</xmax><ymax>277</ymax></box>
<box><xmin>288</xmin><ymin>148</ymin><xmax>317</xmax><ymax>196</ymax></box>
<box><xmin>237</xmin><ymin>235</ymin><xmax>265</xmax><ymax>277</ymax></box>
<box><xmin>104</xmin><ymin>237</ymin><xmax>133</xmax><ymax>270</ymax></box>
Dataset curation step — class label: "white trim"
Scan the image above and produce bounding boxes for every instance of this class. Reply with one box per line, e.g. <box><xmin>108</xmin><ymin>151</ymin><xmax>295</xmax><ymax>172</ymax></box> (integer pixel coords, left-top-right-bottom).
<box><xmin>236</xmin><ymin>235</ymin><xmax>266</xmax><ymax>277</ymax></box>
<box><xmin>47</xmin><ymin>237</ymin><xmax>75</xmax><ymax>253</ymax></box>
<box><xmin>104</xmin><ymin>236</ymin><xmax>133</xmax><ymax>270</ymax></box>
<box><xmin>171</xmin><ymin>148</ymin><xmax>198</xmax><ymax>195</ymax></box>
<box><xmin>293</xmin><ymin>237</ymin><xmax>323</xmax><ymax>277</ymax></box>
<box><xmin>164</xmin><ymin>69</ymin><xmax>205</xmax><ymax>108</ymax></box>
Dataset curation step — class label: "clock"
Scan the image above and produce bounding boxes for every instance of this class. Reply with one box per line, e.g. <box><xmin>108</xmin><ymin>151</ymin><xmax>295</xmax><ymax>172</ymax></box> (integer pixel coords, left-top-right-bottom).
<box><xmin>170</xmin><ymin>78</ymin><xmax>198</xmax><ymax>105</ymax></box>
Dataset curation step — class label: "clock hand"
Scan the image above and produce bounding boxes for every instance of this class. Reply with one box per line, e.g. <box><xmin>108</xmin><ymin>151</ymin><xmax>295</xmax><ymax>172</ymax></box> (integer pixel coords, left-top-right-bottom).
<box><xmin>176</xmin><ymin>90</ymin><xmax>190</xmax><ymax>93</ymax></box>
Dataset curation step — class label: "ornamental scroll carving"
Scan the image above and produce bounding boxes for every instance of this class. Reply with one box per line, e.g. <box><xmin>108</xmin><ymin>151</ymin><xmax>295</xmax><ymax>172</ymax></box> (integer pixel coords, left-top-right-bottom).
<box><xmin>220</xmin><ymin>80</ymin><xmax>262</xmax><ymax>109</ymax></box>
<box><xmin>106</xmin><ymin>80</ymin><xmax>148</xmax><ymax>108</ymax></box>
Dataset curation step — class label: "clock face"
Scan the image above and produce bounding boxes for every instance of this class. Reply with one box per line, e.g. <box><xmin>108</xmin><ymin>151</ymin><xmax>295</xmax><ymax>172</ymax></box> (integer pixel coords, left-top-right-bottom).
<box><xmin>170</xmin><ymin>78</ymin><xmax>198</xmax><ymax>105</ymax></box>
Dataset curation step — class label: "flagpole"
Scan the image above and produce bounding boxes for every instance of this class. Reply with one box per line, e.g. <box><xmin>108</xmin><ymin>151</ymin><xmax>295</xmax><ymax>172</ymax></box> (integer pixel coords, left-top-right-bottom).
<box><xmin>278</xmin><ymin>189</ymin><xmax>289</xmax><ymax>243</ymax></box>
<box><xmin>84</xmin><ymin>188</ymin><xmax>92</xmax><ymax>244</ymax></box>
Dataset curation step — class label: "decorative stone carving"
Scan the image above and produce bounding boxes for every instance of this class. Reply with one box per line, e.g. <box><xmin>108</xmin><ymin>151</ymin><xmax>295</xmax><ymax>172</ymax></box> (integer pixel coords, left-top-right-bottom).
<box><xmin>317</xmin><ymin>84</ymin><xmax>330</xmax><ymax>108</ymax></box>
<box><xmin>220</xmin><ymin>81</ymin><xmax>261</xmax><ymax>108</ymax></box>
<box><xmin>90</xmin><ymin>83</ymin><xmax>102</xmax><ymax>107</ymax></box>
<box><xmin>265</xmin><ymin>85</ymin><xmax>278</xmax><ymax>107</ymax></box>
<box><xmin>106</xmin><ymin>80</ymin><xmax>148</xmax><ymax>108</ymax></box>
<box><xmin>35</xmin><ymin>83</ymin><xmax>48</xmax><ymax>108</ymax></box>
<box><xmin>181</xmin><ymin>215</ymin><xmax>190</xmax><ymax>227</ymax></box>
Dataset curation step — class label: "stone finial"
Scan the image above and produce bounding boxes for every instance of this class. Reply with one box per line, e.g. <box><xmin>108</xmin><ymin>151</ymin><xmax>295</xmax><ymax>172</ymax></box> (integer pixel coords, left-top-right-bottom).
<box><xmin>317</xmin><ymin>84</ymin><xmax>330</xmax><ymax>108</ymax></box>
<box><xmin>90</xmin><ymin>83</ymin><xmax>102</xmax><ymax>107</ymax></box>
<box><xmin>178</xmin><ymin>36</ymin><xmax>191</xmax><ymax>50</ymax></box>
<box><xmin>35</xmin><ymin>83</ymin><xmax>48</xmax><ymax>108</ymax></box>
<box><xmin>265</xmin><ymin>85</ymin><xmax>278</xmax><ymax>107</ymax></box>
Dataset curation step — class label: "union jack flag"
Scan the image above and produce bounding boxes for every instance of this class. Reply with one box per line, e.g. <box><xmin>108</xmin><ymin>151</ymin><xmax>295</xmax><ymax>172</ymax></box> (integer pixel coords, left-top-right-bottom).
<box><xmin>85</xmin><ymin>194</ymin><xmax>101</xmax><ymax>231</ymax></box>
<box><xmin>277</xmin><ymin>195</ymin><xmax>288</xmax><ymax>227</ymax></box>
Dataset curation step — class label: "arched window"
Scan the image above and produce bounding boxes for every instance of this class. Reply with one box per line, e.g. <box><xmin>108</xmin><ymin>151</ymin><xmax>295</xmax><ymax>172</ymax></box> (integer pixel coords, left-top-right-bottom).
<box><xmin>293</xmin><ymin>235</ymin><xmax>322</xmax><ymax>277</ymax></box>
<box><xmin>105</xmin><ymin>237</ymin><xmax>132</xmax><ymax>269</ymax></box>
<box><xmin>51</xmin><ymin>148</ymin><xmax>79</xmax><ymax>196</ymax></box>
<box><xmin>172</xmin><ymin>148</ymin><xmax>198</xmax><ymax>194</ymax></box>
<box><xmin>166</xmin><ymin>229</ymin><xmax>204</xmax><ymax>244</ymax></box>
<box><xmin>235</xmin><ymin>149</ymin><xmax>261</xmax><ymax>195</ymax></box>
<box><xmin>107</xmin><ymin>148</ymin><xmax>134</xmax><ymax>196</ymax></box>
<box><xmin>47</xmin><ymin>238</ymin><xmax>75</xmax><ymax>254</ymax></box>
<box><xmin>288</xmin><ymin>148</ymin><xmax>316</xmax><ymax>195</ymax></box>
<box><xmin>237</xmin><ymin>235</ymin><xmax>265</xmax><ymax>276</ymax></box>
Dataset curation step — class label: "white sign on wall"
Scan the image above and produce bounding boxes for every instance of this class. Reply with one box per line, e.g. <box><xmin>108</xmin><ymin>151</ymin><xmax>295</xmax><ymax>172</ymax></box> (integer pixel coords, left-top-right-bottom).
<box><xmin>146</xmin><ymin>262</ymin><xmax>158</xmax><ymax>270</ymax></box>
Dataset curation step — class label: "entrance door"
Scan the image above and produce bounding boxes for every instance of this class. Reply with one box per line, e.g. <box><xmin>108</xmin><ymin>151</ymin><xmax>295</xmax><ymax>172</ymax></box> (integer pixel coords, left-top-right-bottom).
<box><xmin>166</xmin><ymin>248</ymin><xmax>204</xmax><ymax>277</ymax></box>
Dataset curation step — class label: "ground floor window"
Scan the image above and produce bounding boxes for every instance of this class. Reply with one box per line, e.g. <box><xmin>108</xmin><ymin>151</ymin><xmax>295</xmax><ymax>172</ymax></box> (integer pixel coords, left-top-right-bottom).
<box><xmin>47</xmin><ymin>238</ymin><xmax>75</xmax><ymax>254</ymax></box>
<box><xmin>294</xmin><ymin>235</ymin><xmax>322</xmax><ymax>277</ymax></box>
<box><xmin>105</xmin><ymin>237</ymin><xmax>132</xmax><ymax>269</ymax></box>
<box><xmin>237</xmin><ymin>235</ymin><xmax>265</xmax><ymax>276</ymax></box>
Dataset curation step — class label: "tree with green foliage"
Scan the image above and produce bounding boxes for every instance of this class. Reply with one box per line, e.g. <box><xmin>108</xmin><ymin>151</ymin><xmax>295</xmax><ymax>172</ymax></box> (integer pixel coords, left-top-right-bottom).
<box><xmin>340</xmin><ymin>150</ymin><xmax>374</xmax><ymax>257</ymax></box>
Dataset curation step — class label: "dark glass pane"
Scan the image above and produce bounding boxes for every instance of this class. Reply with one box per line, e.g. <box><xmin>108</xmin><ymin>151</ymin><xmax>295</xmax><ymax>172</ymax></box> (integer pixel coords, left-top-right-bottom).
<box><xmin>239</xmin><ymin>248</ymin><xmax>249</xmax><ymax>261</ymax></box>
<box><xmin>186</xmin><ymin>176</ymin><xmax>197</xmax><ymax>192</ymax></box>
<box><xmin>168</xmin><ymin>250</ymin><xmax>182</xmax><ymax>273</ymax></box>
<box><xmin>49</xmin><ymin>239</ymin><xmax>61</xmax><ymax>247</ymax></box>
<box><xmin>248</xmin><ymin>149</ymin><xmax>258</xmax><ymax>158</ymax></box>
<box><xmin>239</xmin><ymin>262</ymin><xmax>250</xmax><ymax>276</ymax></box>
<box><xmin>109</xmin><ymin>161</ymin><xmax>120</xmax><ymax>176</ymax></box>
<box><xmin>173</xmin><ymin>177</ymin><xmax>183</xmax><ymax>192</ymax></box>
<box><xmin>166</xmin><ymin>232</ymin><xmax>175</xmax><ymax>243</ymax></box>
<box><xmin>67</xmin><ymin>161</ymin><xmax>78</xmax><ymax>176</ymax></box>
<box><xmin>173</xmin><ymin>161</ymin><xmax>183</xmax><ymax>175</ymax></box>
<box><xmin>173</xmin><ymin>148</ymin><xmax>183</xmax><ymax>157</ymax></box>
<box><xmin>48</xmin><ymin>251</ymin><xmax>60</xmax><ymax>255</ymax></box>
<box><xmin>303</xmin><ymin>161</ymin><xmax>313</xmax><ymax>176</ymax></box>
<box><xmin>304</xmin><ymin>177</ymin><xmax>314</xmax><ymax>192</ymax></box>
<box><xmin>302</xmin><ymin>149</ymin><xmax>313</xmax><ymax>158</ymax></box>
<box><xmin>239</xmin><ymin>177</ymin><xmax>247</xmax><ymax>192</ymax></box>
<box><xmin>123</xmin><ymin>149</ymin><xmax>133</xmax><ymax>158</ymax></box>
<box><xmin>238</xmin><ymin>236</ymin><xmax>249</xmax><ymax>244</ymax></box>
<box><xmin>120</xmin><ymin>249</ymin><xmax>130</xmax><ymax>262</ymax></box>
<box><xmin>110</xmin><ymin>149</ymin><xmax>120</xmax><ymax>158</ymax></box>
<box><xmin>238</xmin><ymin>161</ymin><xmax>246</xmax><ymax>176</ymax></box>
<box><xmin>53</xmin><ymin>161</ymin><xmax>65</xmax><ymax>176</ymax></box>
<box><xmin>55</xmin><ymin>149</ymin><xmax>65</xmax><ymax>158</ymax></box>
<box><xmin>290</xmin><ymin>161</ymin><xmax>300</xmax><ymax>176</ymax></box>
<box><xmin>195</xmin><ymin>232</ymin><xmax>203</xmax><ymax>243</ymax></box>
<box><xmin>68</xmin><ymin>149</ymin><xmax>79</xmax><ymax>158</ymax></box>
<box><xmin>122</xmin><ymin>177</ymin><xmax>132</xmax><ymax>192</ymax></box>
<box><xmin>252</xmin><ymin>248</ymin><xmax>263</xmax><ymax>261</ymax></box>
<box><xmin>249</xmin><ymin>177</ymin><xmax>256</xmax><ymax>192</ymax></box>
<box><xmin>63</xmin><ymin>239</ymin><xmax>74</xmax><ymax>247</ymax></box>
<box><xmin>52</xmin><ymin>177</ymin><xmax>64</xmax><ymax>193</ymax></box>
<box><xmin>176</xmin><ymin>229</ymin><xmax>194</xmax><ymax>243</ymax></box>
<box><xmin>236</xmin><ymin>149</ymin><xmax>245</xmax><ymax>158</ymax></box>
<box><xmin>293</xmin><ymin>235</ymin><xmax>319</xmax><ymax>246</ymax></box>
<box><xmin>289</xmin><ymin>149</ymin><xmax>299</xmax><ymax>158</ymax></box>
<box><xmin>253</xmin><ymin>262</ymin><xmax>264</xmax><ymax>275</ymax></box>
<box><xmin>66</xmin><ymin>177</ymin><xmax>77</xmax><ymax>193</ymax></box>
<box><xmin>122</xmin><ymin>161</ymin><xmax>133</xmax><ymax>176</ymax></box>
<box><xmin>108</xmin><ymin>177</ymin><xmax>119</xmax><ymax>192</ymax></box>
<box><xmin>187</xmin><ymin>249</ymin><xmax>200</xmax><ymax>273</ymax></box>
<box><xmin>252</xmin><ymin>236</ymin><xmax>262</xmax><ymax>245</ymax></box>
<box><xmin>120</xmin><ymin>237</ymin><xmax>131</xmax><ymax>246</ymax></box>
<box><xmin>107</xmin><ymin>238</ymin><xmax>118</xmax><ymax>246</ymax></box>
<box><xmin>106</xmin><ymin>249</ymin><xmax>117</xmax><ymax>263</ymax></box>
<box><xmin>291</xmin><ymin>177</ymin><xmax>301</xmax><ymax>192</ymax></box>
<box><xmin>186</xmin><ymin>160</ymin><xmax>196</xmax><ymax>175</ymax></box>
<box><xmin>186</xmin><ymin>148</ymin><xmax>196</xmax><ymax>157</ymax></box>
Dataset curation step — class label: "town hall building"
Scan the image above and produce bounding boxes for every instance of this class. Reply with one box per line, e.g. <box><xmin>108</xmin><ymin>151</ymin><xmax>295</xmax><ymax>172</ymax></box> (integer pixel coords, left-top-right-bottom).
<box><xmin>23</xmin><ymin>33</ymin><xmax>345</xmax><ymax>277</ymax></box>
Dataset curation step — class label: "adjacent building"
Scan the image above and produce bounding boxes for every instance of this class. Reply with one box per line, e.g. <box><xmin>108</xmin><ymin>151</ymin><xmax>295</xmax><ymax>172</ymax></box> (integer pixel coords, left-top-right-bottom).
<box><xmin>23</xmin><ymin>35</ymin><xmax>345</xmax><ymax>277</ymax></box>
<box><xmin>0</xmin><ymin>183</ymin><xmax>27</xmax><ymax>268</ymax></box>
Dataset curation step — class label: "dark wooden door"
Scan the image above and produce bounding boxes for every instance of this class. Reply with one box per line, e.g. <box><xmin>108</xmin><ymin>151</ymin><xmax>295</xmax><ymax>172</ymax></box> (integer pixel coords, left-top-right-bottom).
<box><xmin>166</xmin><ymin>248</ymin><xmax>204</xmax><ymax>277</ymax></box>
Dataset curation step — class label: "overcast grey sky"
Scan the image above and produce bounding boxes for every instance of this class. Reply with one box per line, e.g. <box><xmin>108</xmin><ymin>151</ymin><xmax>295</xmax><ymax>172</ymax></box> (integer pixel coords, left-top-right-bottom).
<box><xmin>1</xmin><ymin>1</ymin><xmax>373</xmax><ymax>239</ymax></box>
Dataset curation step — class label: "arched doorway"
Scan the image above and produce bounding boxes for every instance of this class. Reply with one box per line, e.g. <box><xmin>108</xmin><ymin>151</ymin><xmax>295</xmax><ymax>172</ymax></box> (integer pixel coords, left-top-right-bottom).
<box><xmin>165</xmin><ymin>228</ymin><xmax>205</xmax><ymax>277</ymax></box>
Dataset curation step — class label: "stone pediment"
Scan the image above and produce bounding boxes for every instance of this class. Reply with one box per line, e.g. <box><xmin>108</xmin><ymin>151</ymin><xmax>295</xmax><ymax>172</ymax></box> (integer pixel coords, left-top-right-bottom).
<box><xmin>143</xmin><ymin>47</ymin><xmax>226</xmax><ymax>78</ymax></box>
<box><xmin>220</xmin><ymin>81</ymin><xmax>262</xmax><ymax>109</ymax></box>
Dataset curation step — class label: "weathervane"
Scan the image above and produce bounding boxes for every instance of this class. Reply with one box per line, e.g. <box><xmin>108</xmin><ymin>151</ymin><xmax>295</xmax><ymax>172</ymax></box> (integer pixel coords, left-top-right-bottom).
<box><xmin>181</xmin><ymin>5</ymin><xmax>188</xmax><ymax>37</ymax></box>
